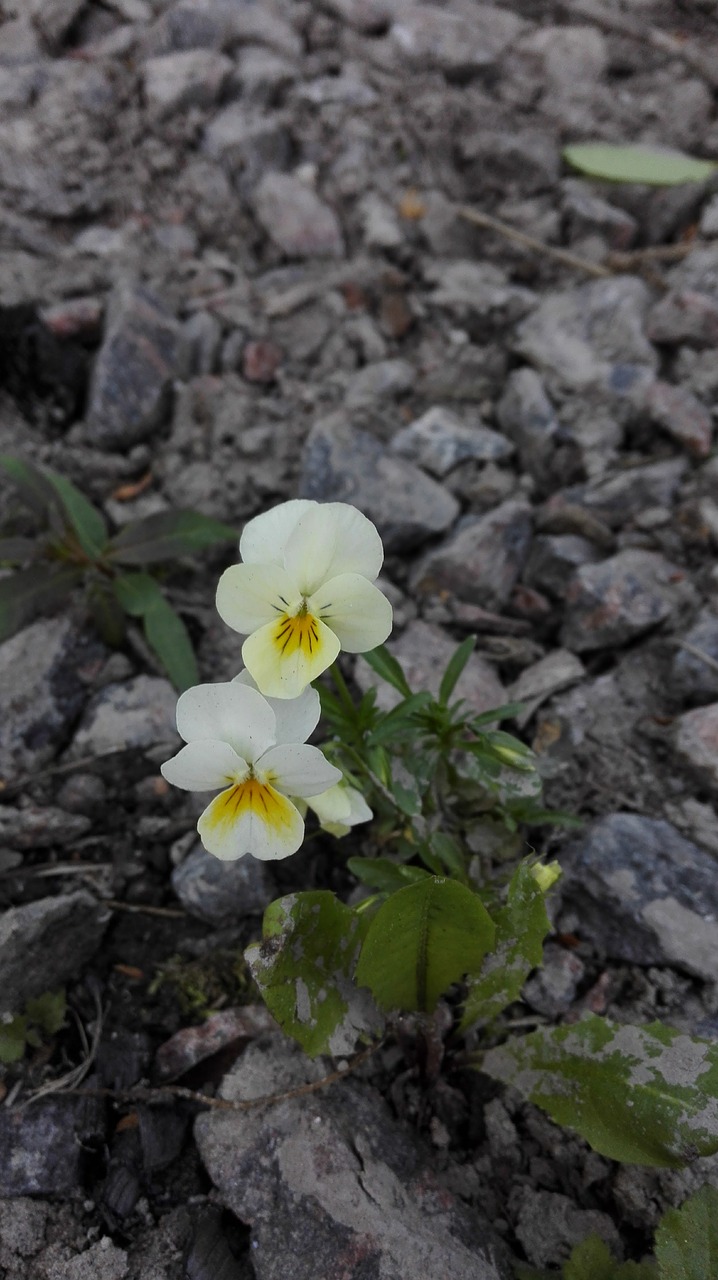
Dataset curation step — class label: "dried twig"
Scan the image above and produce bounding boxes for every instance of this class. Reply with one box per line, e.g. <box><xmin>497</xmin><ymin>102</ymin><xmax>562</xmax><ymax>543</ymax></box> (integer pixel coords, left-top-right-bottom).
<box><xmin>102</xmin><ymin>898</ymin><xmax>187</xmax><ymax>919</ymax></box>
<box><xmin>559</xmin><ymin>0</ymin><xmax>718</xmax><ymax>89</ymax></box>
<box><xmin>21</xmin><ymin>984</ymin><xmax>104</xmax><ymax>1107</ymax></box>
<box><xmin>457</xmin><ymin>205</ymin><xmax>612</xmax><ymax>279</ymax></box>
<box><xmin>669</xmin><ymin>639</ymin><xmax>718</xmax><ymax>676</ymax></box>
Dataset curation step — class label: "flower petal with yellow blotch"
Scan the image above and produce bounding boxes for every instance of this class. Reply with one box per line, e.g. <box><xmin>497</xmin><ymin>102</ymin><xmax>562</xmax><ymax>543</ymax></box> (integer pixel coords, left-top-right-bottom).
<box><xmin>232</xmin><ymin>669</ymin><xmax>320</xmax><ymax>744</ymax></box>
<box><xmin>215</xmin><ymin>561</ymin><xmax>301</xmax><ymax>637</ymax></box>
<box><xmin>175</xmin><ymin>682</ymin><xmax>276</xmax><ymax>762</ymax></box>
<box><xmin>160</xmin><ymin>739</ymin><xmax>249</xmax><ymax>792</ymax></box>
<box><xmin>309</xmin><ymin>573</ymin><xmax>393</xmax><ymax>653</ymax></box>
<box><xmin>259</xmin><ymin>743</ymin><xmax>341</xmax><ymax>799</ymax></box>
<box><xmin>283</xmin><ymin>503</ymin><xmax>384</xmax><ymax>596</ymax></box>
<box><xmin>239</xmin><ymin>499</ymin><xmax>316</xmax><ymax>568</ymax></box>
<box><xmin>197</xmin><ymin>779</ymin><xmax>305</xmax><ymax>861</ymax></box>
<box><xmin>242</xmin><ymin>613</ymin><xmax>340</xmax><ymax>700</ymax></box>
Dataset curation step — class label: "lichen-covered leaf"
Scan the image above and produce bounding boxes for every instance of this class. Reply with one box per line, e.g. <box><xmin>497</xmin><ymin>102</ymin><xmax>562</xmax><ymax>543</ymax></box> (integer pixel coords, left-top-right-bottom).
<box><xmin>355</xmin><ymin>876</ymin><xmax>495</xmax><ymax>1013</ymax></box>
<box><xmin>245</xmin><ymin>891</ymin><xmax>382</xmax><ymax>1057</ymax></box>
<box><xmin>481</xmin><ymin>1015</ymin><xmax>718</xmax><ymax>1167</ymax></box>
<box><xmin>654</xmin><ymin>1185</ymin><xmax>718</xmax><ymax>1279</ymax></box>
<box><xmin>564</xmin><ymin>143</ymin><xmax>716</xmax><ymax>186</ymax></box>
<box><xmin>460</xmin><ymin>859</ymin><xmax>552</xmax><ymax>1032</ymax></box>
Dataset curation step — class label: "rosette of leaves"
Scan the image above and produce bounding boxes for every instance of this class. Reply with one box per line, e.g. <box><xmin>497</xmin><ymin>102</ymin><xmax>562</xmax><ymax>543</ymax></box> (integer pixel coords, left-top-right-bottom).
<box><xmin>0</xmin><ymin>456</ymin><xmax>236</xmax><ymax>689</ymax></box>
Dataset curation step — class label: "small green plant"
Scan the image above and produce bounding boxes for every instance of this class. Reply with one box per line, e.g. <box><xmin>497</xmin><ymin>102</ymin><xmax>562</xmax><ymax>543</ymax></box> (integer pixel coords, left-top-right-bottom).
<box><xmin>0</xmin><ymin>989</ymin><xmax>67</xmax><ymax>1065</ymax></box>
<box><xmin>158</xmin><ymin>499</ymin><xmax>718</xmax><ymax>1183</ymax></box>
<box><xmin>149</xmin><ymin>949</ymin><xmax>258</xmax><ymax>1018</ymax></box>
<box><xmin>563</xmin><ymin>142</ymin><xmax>716</xmax><ymax>186</ymax></box>
<box><xmin>516</xmin><ymin>1183</ymin><xmax>718</xmax><ymax>1279</ymax></box>
<box><xmin>0</xmin><ymin>455</ymin><xmax>236</xmax><ymax>689</ymax></box>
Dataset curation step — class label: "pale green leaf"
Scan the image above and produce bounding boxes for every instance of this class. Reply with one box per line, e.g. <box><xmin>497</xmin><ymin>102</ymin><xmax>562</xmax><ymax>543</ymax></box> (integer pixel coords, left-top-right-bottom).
<box><xmin>654</xmin><ymin>1185</ymin><xmax>718</xmax><ymax>1280</ymax></box>
<box><xmin>107</xmin><ymin>509</ymin><xmax>236</xmax><ymax>565</ymax></box>
<box><xmin>481</xmin><ymin>1015</ymin><xmax>718</xmax><ymax>1167</ymax></box>
<box><xmin>460</xmin><ymin>859</ymin><xmax>552</xmax><ymax>1032</ymax></box>
<box><xmin>245</xmin><ymin>890</ymin><xmax>382</xmax><ymax>1056</ymax></box>
<box><xmin>41</xmin><ymin>467</ymin><xmax>108</xmax><ymax>559</ymax></box>
<box><xmin>355</xmin><ymin>876</ymin><xmax>495</xmax><ymax>1013</ymax></box>
<box><xmin>563</xmin><ymin>143</ymin><xmax>716</xmax><ymax>186</ymax></box>
<box><xmin>0</xmin><ymin>564</ymin><xmax>83</xmax><ymax>643</ymax></box>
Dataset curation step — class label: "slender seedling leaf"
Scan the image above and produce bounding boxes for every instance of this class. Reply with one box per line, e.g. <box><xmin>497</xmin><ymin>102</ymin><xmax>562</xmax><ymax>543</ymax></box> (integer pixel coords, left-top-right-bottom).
<box><xmin>564</xmin><ymin>143</ymin><xmax>716</xmax><ymax>186</ymax></box>
<box><xmin>0</xmin><ymin>564</ymin><xmax>83</xmax><ymax>642</ymax></box>
<box><xmin>107</xmin><ymin>510</ymin><xmax>236</xmax><ymax>565</ymax></box>
<box><xmin>362</xmin><ymin>645</ymin><xmax>413</xmax><ymax>698</ymax></box>
<box><xmin>40</xmin><ymin>467</ymin><xmax>108</xmax><ymax>559</ymax></box>
<box><xmin>143</xmin><ymin>593</ymin><xmax>198</xmax><ymax>692</ymax></box>
<box><xmin>438</xmin><ymin>636</ymin><xmax>476</xmax><ymax>706</ymax></box>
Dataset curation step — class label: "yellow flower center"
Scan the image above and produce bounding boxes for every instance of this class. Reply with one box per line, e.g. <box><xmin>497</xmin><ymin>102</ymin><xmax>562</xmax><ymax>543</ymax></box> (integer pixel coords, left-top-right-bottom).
<box><xmin>205</xmin><ymin>777</ymin><xmax>296</xmax><ymax>836</ymax></box>
<box><xmin>271</xmin><ymin>608</ymin><xmax>321</xmax><ymax>659</ymax></box>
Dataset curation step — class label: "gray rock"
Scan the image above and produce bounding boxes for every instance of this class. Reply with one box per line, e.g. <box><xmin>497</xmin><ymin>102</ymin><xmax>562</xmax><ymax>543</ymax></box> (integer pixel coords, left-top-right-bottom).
<box><xmin>68</xmin><ymin>676</ymin><xmax>179</xmax><ymax>759</ymax></box>
<box><xmin>0</xmin><ymin>618</ymin><xmax>105</xmax><ymax>782</ymax></box>
<box><xmin>85</xmin><ymin>287</ymin><xmax>183</xmax><ymax>449</ymax></box>
<box><xmin>522</xmin><ymin>942</ymin><xmax>585</xmax><ymax>1018</ymax></box>
<box><xmin>411</xmin><ymin>500</ymin><xmax>533</xmax><ymax>610</ymax></box>
<box><xmin>27</xmin><ymin>0</ymin><xmax>85</xmax><ymax>49</ymax></box>
<box><xmin>0</xmin><ymin>891</ymin><xmax>110</xmax><ymax>1014</ymax></box>
<box><xmin>509</xmin><ymin>650</ymin><xmax>585</xmax><ymax>730</ymax></box>
<box><xmin>495</xmin><ymin>367</ymin><xmax>559</xmax><ymax>479</ymax></box>
<box><xmin>523</xmin><ymin>535</ymin><xmax>602</xmax><ymax>599</ymax></box>
<box><xmin>390</xmin><ymin>2</ymin><xmax>523</xmax><ymax>79</ymax></box>
<box><xmin>561</xmin><ymin>550</ymin><xmax>688</xmax><ymax>652</ymax></box>
<box><xmin>701</xmin><ymin>193</ymin><xmax>718</xmax><ymax>237</ymax></box>
<box><xmin>234</xmin><ymin>46</ymin><xmax>297</xmax><ymax>105</ymax></box>
<box><xmin>391</xmin><ymin>406</ymin><xmax>513</xmax><ymax>477</ymax></box>
<box><xmin>0</xmin><ymin>1095</ymin><xmax>105</xmax><ymax>1197</ymax></box>
<box><xmin>183</xmin><ymin>309</ymin><xmax>222</xmax><ymax>375</ymax></box>
<box><xmin>203</xmin><ymin>106</ymin><xmax>292</xmax><ymax>189</ymax></box>
<box><xmin>646</xmin><ymin>288</ymin><xmax>718</xmax><ymax>348</ymax></box>
<box><xmin>142</xmin><ymin>50</ymin><xmax>232</xmax><ymax>116</ymax></box>
<box><xmin>321</xmin><ymin>0</ymin><xmax>395</xmax><ymax>31</ymax></box>
<box><xmin>358</xmin><ymin>192</ymin><xmax>403</xmax><ymax>248</ymax></box>
<box><xmin>552</xmin><ymin>458</ymin><xmax>687</xmax><ymax>530</ymax></box>
<box><xmin>0</xmin><ymin>1199</ymin><xmax>49</xmax><ymax>1267</ymax></box>
<box><xmin>344</xmin><ymin>358</ymin><xmax>415</xmax><ymax>410</ymax></box>
<box><xmin>644</xmin><ymin>379</ymin><xmax>713</xmax><ymax>458</ymax></box>
<box><xmin>0</xmin><ymin>806</ymin><xmax>90</xmax><ymax>850</ymax></box>
<box><xmin>253</xmin><ymin>173</ymin><xmax>345</xmax><ymax>259</ymax></box>
<box><xmin>0</xmin><ymin>17</ymin><xmax>42</xmax><ymax>65</ymax></box>
<box><xmin>561</xmin><ymin>180</ymin><xmax>637</xmax><ymax>251</ymax></box>
<box><xmin>425</xmin><ymin>261</ymin><xmax>536</xmax><ymax>332</ymax></box>
<box><xmin>355</xmin><ymin>619</ymin><xmax>505</xmax><ymax>715</ymax></box>
<box><xmin>141</xmin><ymin>2</ymin><xmax>231</xmax><ymax>54</ymax></box>
<box><xmin>300</xmin><ymin>413</ymin><xmax>459</xmax><ymax>552</ymax></box>
<box><xmin>41</xmin><ymin>1238</ymin><xmax>129</xmax><ymax>1280</ymax></box>
<box><xmin>514</xmin><ymin>276</ymin><xmax>657</xmax><ymax>394</ymax></box>
<box><xmin>559</xmin><ymin>812</ymin><xmax>718</xmax><ymax>982</ymax></box>
<box><xmin>459</xmin><ymin>129</ymin><xmax>560</xmax><ymax>198</ymax></box>
<box><xmin>672</xmin><ymin>703</ymin><xmax>718</xmax><ymax>798</ymax></box>
<box><xmin>512</xmin><ymin>1188</ymin><xmax>622</xmax><ymax>1271</ymax></box>
<box><xmin>171</xmin><ymin>843</ymin><xmax>273</xmax><ymax>925</ymax></box>
<box><xmin>195</xmin><ymin>1037</ymin><xmax>511</xmax><ymax>1280</ymax></box>
<box><xmin>672</xmin><ymin>610</ymin><xmax>718</xmax><ymax>705</ymax></box>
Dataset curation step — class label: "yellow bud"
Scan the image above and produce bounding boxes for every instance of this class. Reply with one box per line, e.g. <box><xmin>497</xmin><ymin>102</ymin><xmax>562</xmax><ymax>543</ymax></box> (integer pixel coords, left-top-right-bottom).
<box><xmin>530</xmin><ymin>860</ymin><xmax>561</xmax><ymax>893</ymax></box>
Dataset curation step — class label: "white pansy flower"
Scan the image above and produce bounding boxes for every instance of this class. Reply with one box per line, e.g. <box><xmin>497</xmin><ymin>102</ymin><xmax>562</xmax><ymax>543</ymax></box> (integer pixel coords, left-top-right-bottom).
<box><xmin>215</xmin><ymin>500</ymin><xmax>393</xmax><ymax>699</ymax></box>
<box><xmin>305</xmin><ymin>781</ymin><xmax>373</xmax><ymax>838</ymax></box>
<box><xmin>160</xmin><ymin>681</ymin><xmax>341</xmax><ymax>861</ymax></box>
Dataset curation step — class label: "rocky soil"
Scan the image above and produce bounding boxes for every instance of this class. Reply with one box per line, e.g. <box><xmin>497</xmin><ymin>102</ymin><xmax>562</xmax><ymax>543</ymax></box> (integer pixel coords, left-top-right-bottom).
<box><xmin>2</xmin><ymin>0</ymin><xmax>718</xmax><ymax>1274</ymax></box>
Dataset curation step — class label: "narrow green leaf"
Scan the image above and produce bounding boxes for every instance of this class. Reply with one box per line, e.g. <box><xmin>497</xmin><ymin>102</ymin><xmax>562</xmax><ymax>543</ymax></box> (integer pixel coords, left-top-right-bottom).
<box><xmin>367</xmin><ymin>692</ymin><xmax>434</xmax><ymax>747</ymax></box>
<box><xmin>564</xmin><ymin>143</ymin><xmax>716</xmax><ymax>186</ymax></box>
<box><xmin>438</xmin><ymin>636</ymin><xmax>476</xmax><ymax>706</ymax></box>
<box><xmin>41</xmin><ymin>467</ymin><xmax>108</xmax><ymax>559</ymax></box>
<box><xmin>0</xmin><ymin>454</ymin><xmax>58</xmax><ymax>519</ymax></box>
<box><xmin>362</xmin><ymin>644</ymin><xmax>413</xmax><ymax>698</ymax></box>
<box><xmin>355</xmin><ymin>876</ymin><xmax>495</xmax><ymax>1013</ymax></box>
<box><xmin>0</xmin><ymin>1015</ymin><xmax>28</xmax><ymax>1064</ymax></box>
<box><xmin>107</xmin><ymin>509</ymin><xmax>237</xmax><ymax>565</ymax></box>
<box><xmin>86</xmin><ymin>580</ymin><xmax>127</xmax><ymax>647</ymax></box>
<box><xmin>347</xmin><ymin>857</ymin><xmax>431</xmax><ymax>895</ymax></box>
<box><xmin>427</xmin><ymin>831</ymin><xmax>467</xmax><ymax>880</ymax></box>
<box><xmin>0</xmin><ymin>564</ymin><xmax>83</xmax><ymax>643</ymax></box>
<box><xmin>460</xmin><ymin>859</ymin><xmax>552</xmax><ymax>1032</ymax></box>
<box><xmin>112</xmin><ymin>571</ymin><xmax>160</xmax><ymax>618</ymax></box>
<box><xmin>143</xmin><ymin>595</ymin><xmax>198</xmax><ymax>692</ymax></box>
<box><xmin>468</xmin><ymin>702</ymin><xmax>526</xmax><ymax>728</ymax></box>
<box><xmin>0</xmin><ymin>537</ymin><xmax>41</xmax><ymax>564</ymax></box>
<box><xmin>481</xmin><ymin>1016</ymin><xmax>718</xmax><ymax>1167</ymax></box>
<box><xmin>654</xmin><ymin>1185</ymin><xmax>718</xmax><ymax>1280</ymax></box>
<box><xmin>245</xmin><ymin>890</ymin><xmax>382</xmax><ymax>1056</ymax></box>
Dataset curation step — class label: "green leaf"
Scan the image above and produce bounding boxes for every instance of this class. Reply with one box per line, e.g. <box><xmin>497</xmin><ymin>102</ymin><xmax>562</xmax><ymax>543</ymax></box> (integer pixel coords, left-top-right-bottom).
<box><xmin>654</xmin><ymin>1185</ymin><xmax>718</xmax><ymax>1280</ymax></box>
<box><xmin>107</xmin><ymin>510</ymin><xmax>237</xmax><ymax>565</ymax></box>
<box><xmin>468</xmin><ymin>702</ymin><xmax>526</xmax><ymax>729</ymax></box>
<box><xmin>438</xmin><ymin>636</ymin><xmax>476</xmax><ymax>706</ymax></box>
<box><xmin>355</xmin><ymin>876</ymin><xmax>496</xmax><ymax>1013</ymax></box>
<box><xmin>460</xmin><ymin>859</ymin><xmax>552</xmax><ymax>1031</ymax></box>
<box><xmin>564</xmin><ymin>1236</ymin><xmax>618</xmax><ymax>1280</ymax></box>
<box><xmin>0</xmin><ymin>1015</ymin><xmax>28</xmax><ymax>1064</ymax></box>
<box><xmin>0</xmin><ymin>537</ymin><xmax>41</xmax><ymax>564</ymax></box>
<box><xmin>144</xmin><ymin>594</ymin><xmax>198</xmax><ymax>692</ymax></box>
<box><xmin>112</xmin><ymin>571</ymin><xmax>160</xmax><ymax>617</ymax></box>
<box><xmin>86</xmin><ymin>579</ymin><xmax>127</xmax><ymax>646</ymax></box>
<box><xmin>245</xmin><ymin>891</ymin><xmax>382</xmax><ymax>1056</ymax></box>
<box><xmin>481</xmin><ymin>1015</ymin><xmax>718</xmax><ymax>1167</ymax></box>
<box><xmin>427</xmin><ymin>831</ymin><xmax>467</xmax><ymax>880</ymax></box>
<box><xmin>0</xmin><ymin>455</ymin><xmax>58</xmax><ymax>520</ymax></box>
<box><xmin>361</xmin><ymin>644</ymin><xmax>413</xmax><ymax>698</ymax></box>
<box><xmin>26</xmin><ymin>988</ymin><xmax>66</xmax><ymax>1036</ymax></box>
<box><xmin>0</xmin><ymin>564</ymin><xmax>83</xmax><ymax>643</ymax></box>
<box><xmin>41</xmin><ymin>467</ymin><xmax>108</xmax><ymax>559</ymax></box>
<box><xmin>347</xmin><ymin>856</ymin><xmax>431</xmax><ymax>895</ymax></box>
<box><xmin>563</xmin><ymin>143</ymin><xmax>716</xmax><ymax>187</ymax></box>
<box><xmin>367</xmin><ymin>692</ymin><xmax>434</xmax><ymax>747</ymax></box>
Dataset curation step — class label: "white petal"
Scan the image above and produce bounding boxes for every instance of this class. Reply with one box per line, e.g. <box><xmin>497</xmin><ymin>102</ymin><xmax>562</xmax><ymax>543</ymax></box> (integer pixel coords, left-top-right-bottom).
<box><xmin>259</xmin><ymin>743</ymin><xmax>342</xmax><ymax>798</ymax></box>
<box><xmin>284</xmin><ymin>503</ymin><xmax>384</xmax><ymax>595</ymax></box>
<box><xmin>232</xmin><ymin>668</ymin><xmax>321</xmax><ymax>745</ymax></box>
<box><xmin>176</xmin><ymin>682</ymin><xmax>277</xmax><ymax>762</ymax></box>
<box><xmin>197</xmin><ymin>780</ymin><xmax>304</xmax><ymax>861</ymax></box>
<box><xmin>309</xmin><ymin>574</ymin><xmax>393</xmax><ymax>653</ymax></box>
<box><xmin>242</xmin><ymin>614</ymin><xmax>340</xmax><ymax>699</ymax></box>
<box><xmin>309</xmin><ymin>783</ymin><xmax>373</xmax><ymax>833</ymax></box>
<box><xmin>239</xmin><ymin>500</ymin><xmax>317</xmax><ymax>566</ymax></box>
<box><xmin>216</xmin><ymin>561</ymin><xmax>302</xmax><ymax>637</ymax></box>
<box><xmin>161</xmin><ymin>740</ymin><xmax>248</xmax><ymax>791</ymax></box>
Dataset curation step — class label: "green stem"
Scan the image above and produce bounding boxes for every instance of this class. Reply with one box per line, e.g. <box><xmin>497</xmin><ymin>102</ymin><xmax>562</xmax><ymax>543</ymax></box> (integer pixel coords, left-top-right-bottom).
<box><xmin>330</xmin><ymin>661</ymin><xmax>357</xmax><ymax>722</ymax></box>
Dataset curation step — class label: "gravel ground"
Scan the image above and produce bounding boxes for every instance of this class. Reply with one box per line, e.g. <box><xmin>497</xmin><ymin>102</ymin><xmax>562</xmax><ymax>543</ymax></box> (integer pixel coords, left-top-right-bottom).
<box><xmin>1</xmin><ymin>0</ymin><xmax>718</xmax><ymax>1274</ymax></box>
